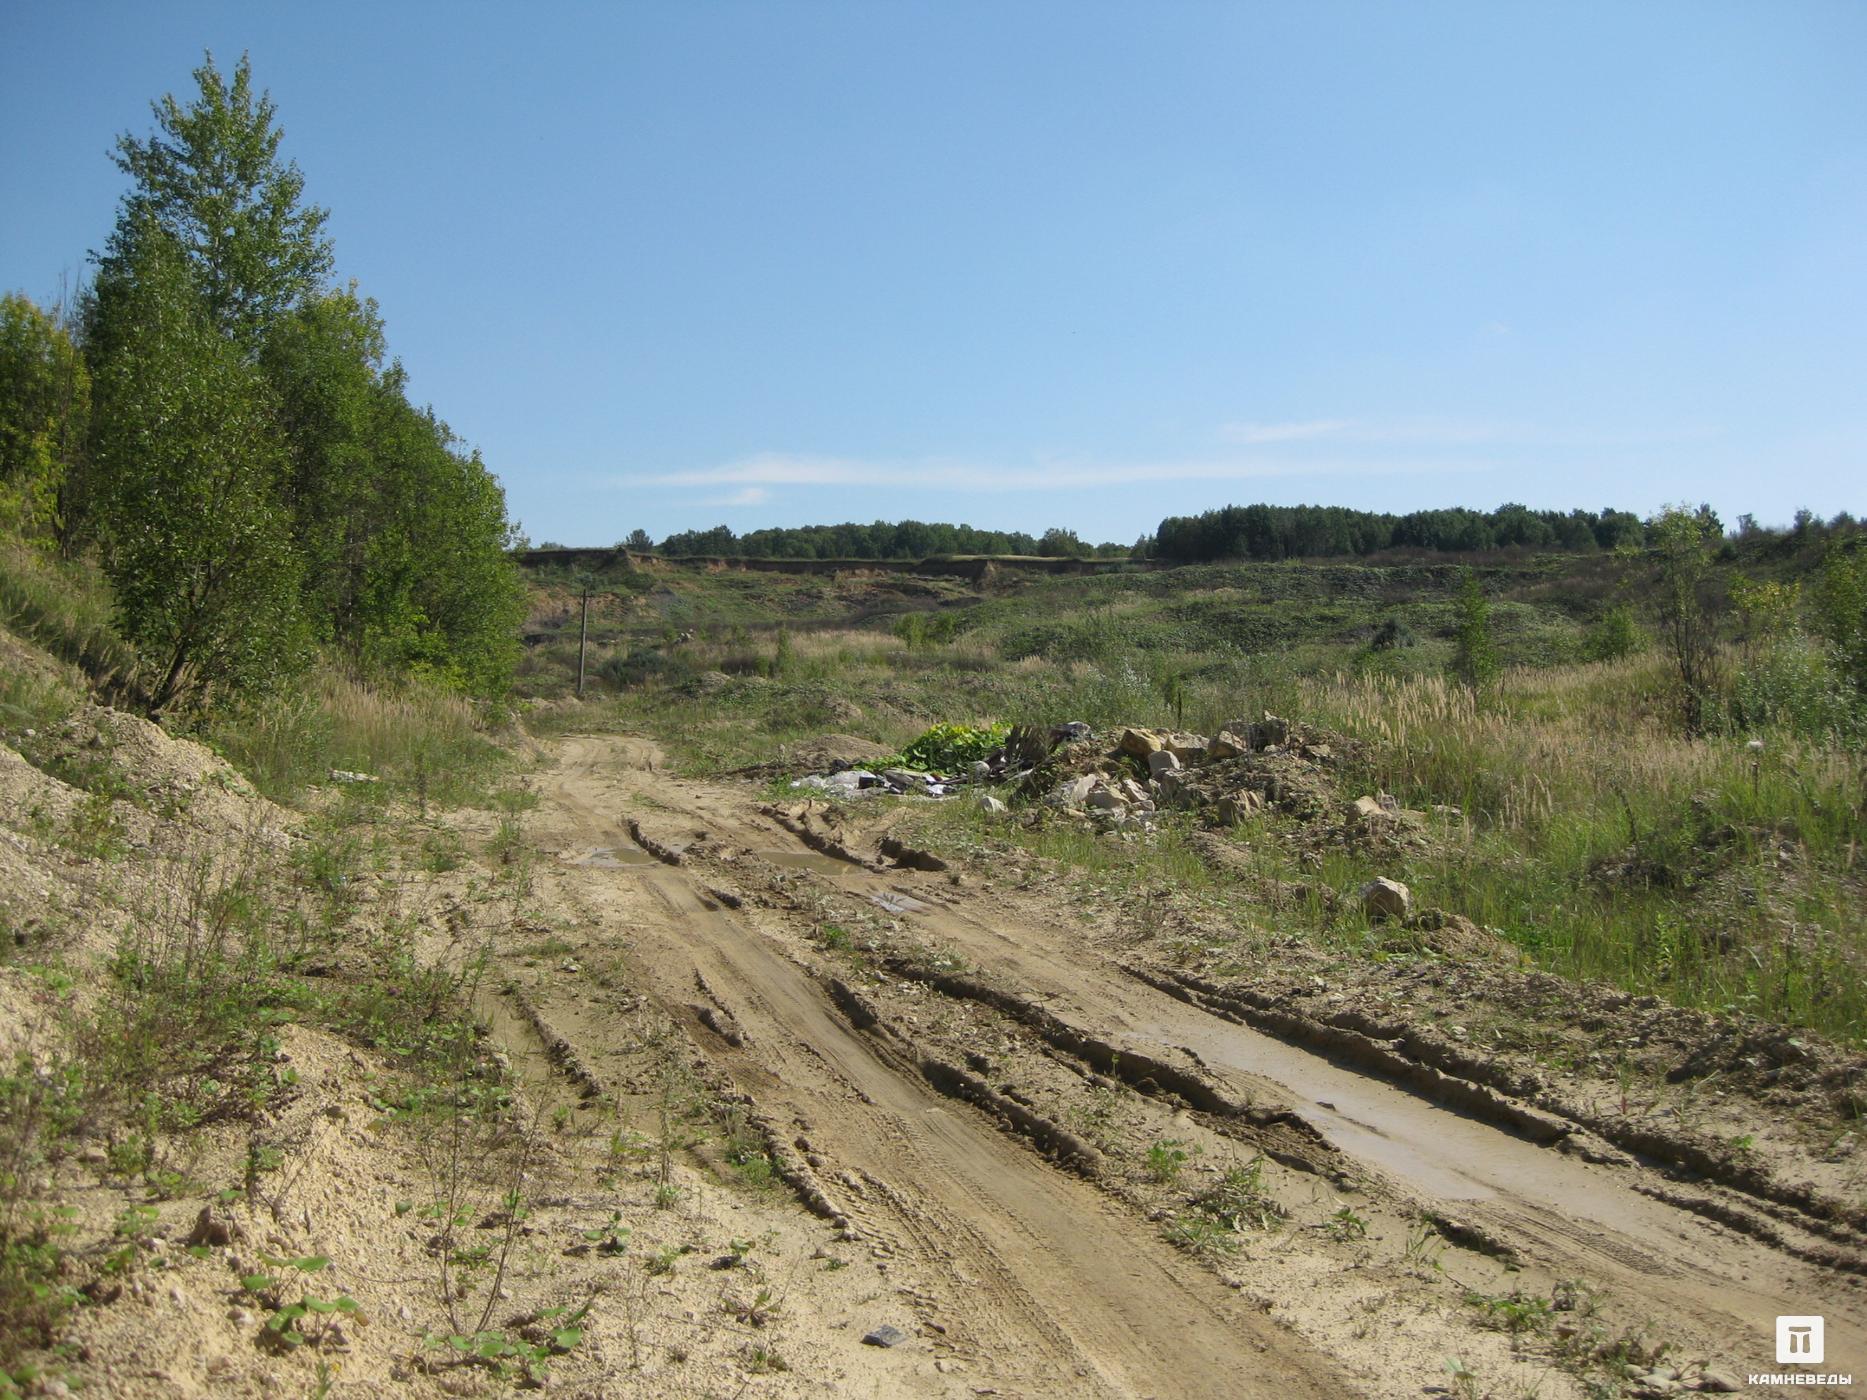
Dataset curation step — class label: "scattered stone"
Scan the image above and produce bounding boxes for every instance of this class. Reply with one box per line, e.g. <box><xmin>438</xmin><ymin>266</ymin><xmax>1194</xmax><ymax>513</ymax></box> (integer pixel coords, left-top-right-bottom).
<box><xmin>1118</xmin><ymin>728</ymin><xmax>1164</xmax><ymax>756</ymax></box>
<box><xmin>328</xmin><ymin>769</ymin><xmax>379</xmax><ymax>784</ymax></box>
<box><xmin>970</xmin><ymin>761</ymin><xmax>993</xmax><ymax>782</ymax></box>
<box><xmin>1249</xmin><ymin>713</ymin><xmax>1290</xmax><ymax>748</ymax></box>
<box><xmin>1086</xmin><ymin>787</ymin><xmax>1125</xmax><ymax>812</ymax></box>
<box><xmin>1348</xmin><ymin>795</ymin><xmax>1389</xmax><ymax>825</ymax></box>
<box><xmin>1147</xmin><ymin>749</ymin><xmax>1181</xmax><ymax>778</ymax></box>
<box><xmin>1050</xmin><ymin>720</ymin><xmax>1092</xmax><ymax>743</ymax></box>
<box><xmin>1207</xmin><ymin>730</ymin><xmax>1248</xmax><ymax>761</ymax></box>
<box><xmin>1695</xmin><ymin>1372</ymin><xmax>1742</xmax><ymax>1394</ymax></box>
<box><xmin>187</xmin><ymin>1205</ymin><xmax>234</xmax><ymax>1248</ymax></box>
<box><xmin>1217</xmin><ymin>790</ymin><xmax>1263</xmax><ymax>825</ymax></box>
<box><xmin>1359</xmin><ymin>877</ymin><xmax>1412</xmax><ymax>921</ymax></box>
<box><xmin>1046</xmin><ymin>775</ymin><xmax>1097</xmax><ymax>809</ymax></box>
<box><xmin>863</xmin><ymin>1324</ymin><xmax>909</xmax><ymax>1348</ymax></box>
<box><xmin>974</xmin><ymin>795</ymin><xmax>1008</xmax><ymax>816</ymax></box>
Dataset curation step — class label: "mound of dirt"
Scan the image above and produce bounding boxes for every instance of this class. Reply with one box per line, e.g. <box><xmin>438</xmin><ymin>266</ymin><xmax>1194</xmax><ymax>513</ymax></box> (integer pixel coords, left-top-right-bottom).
<box><xmin>778</xmin><ymin>733</ymin><xmax>894</xmax><ymax>773</ymax></box>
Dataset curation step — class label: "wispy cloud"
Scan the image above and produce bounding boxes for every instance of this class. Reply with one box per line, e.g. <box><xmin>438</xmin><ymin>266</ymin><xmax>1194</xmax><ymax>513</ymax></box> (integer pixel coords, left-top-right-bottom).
<box><xmin>621</xmin><ymin>449</ymin><xmax>1495</xmax><ymax>496</ymax></box>
<box><xmin>697</xmin><ymin>485</ymin><xmax>772</xmax><ymax>507</ymax></box>
<box><xmin>609</xmin><ymin>416</ymin><xmax>1719</xmax><ymax>504</ymax></box>
<box><xmin>1221</xmin><ymin>419</ymin><xmax>1350</xmax><ymax>445</ymax></box>
<box><xmin>1218</xmin><ymin>417</ymin><xmax>1718</xmax><ymax>449</ymax></box>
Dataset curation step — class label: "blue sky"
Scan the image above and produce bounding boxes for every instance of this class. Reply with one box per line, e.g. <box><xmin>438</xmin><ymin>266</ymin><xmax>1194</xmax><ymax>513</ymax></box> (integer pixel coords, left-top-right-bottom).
<box><xmin>3</xmin><ymin>2</ymin><xmax>1862</xmax><ymax>545</ymax></box>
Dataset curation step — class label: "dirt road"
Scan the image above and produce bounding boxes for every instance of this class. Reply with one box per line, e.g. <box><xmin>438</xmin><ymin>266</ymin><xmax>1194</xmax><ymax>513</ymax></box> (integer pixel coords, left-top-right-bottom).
<box><xmin>495</xmin><ymin>734</ymin><xmax>1866</xmax><ymax>1397</ymax></box>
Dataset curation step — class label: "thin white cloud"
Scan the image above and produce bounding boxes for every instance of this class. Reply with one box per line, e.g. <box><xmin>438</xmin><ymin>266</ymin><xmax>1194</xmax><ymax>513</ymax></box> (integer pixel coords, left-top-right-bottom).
<box><xmin>1218</xmin><ymin>417</ymin><xmax>1719</xmax><ymax>449</ymax></box>
<box><xmin>1221</xmin><ymin>419</ymin><xmax>1350</xmax><ymax>445</ymax></box>
<box><xmin>697</xmin><ymin>485</ymin><xmax>772</xmax><ymax>507</ymax></box>
<box><xmin>621</xmin><ymin>450</ymin><xmax>1497</xmax><ymax>496</ymax></box>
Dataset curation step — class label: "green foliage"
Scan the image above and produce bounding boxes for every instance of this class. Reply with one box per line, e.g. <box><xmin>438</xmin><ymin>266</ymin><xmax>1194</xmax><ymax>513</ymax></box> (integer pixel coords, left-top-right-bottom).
<box><xmin>51</xmin><ymin>51</ymin><xmax>527</xmax><ymax>707</ymax></box>
<box><xmin>1153</xmin><ymin>499</ymin><xmax>1638</xmax><ymax>563</ymax></box>
<box><xmin>1583</xmin><ymin>603</ymin><xmax>1640</xmax><ymax>662</ymax></box>
<box><xmin>892</xmin><ymin>722</ymin><xmax>1010</xmax><ymax>772</ymax></box>
<box><xmin>1449</xmin><ymin>572</ymin><xmax>1499</xmax><ymax>691</ymax></box>
<box><xmin>0</xmin><ymin>1053</ymin><xmax>84</xmax><ymax>1372</ymax></box>
<box><xmin>1143</xmin><ymin>1137</ymin><xmax>1191</xmax><ymax>1184</ymax></box>
<box><xmin>1324</xmin><ymin>1206</ymin><xmax>1369</xmax><ymax>1242</ymax></box>
<box><xmin>0</xmin><ymin>542</ymin><xmax>139</xmax><ymax>706</ymax></box>
<box><xmin>1813</xmin><ymin>540</ymin><xmax>1867</xmax><ymax>699</ymax></box>
<box><xmin>0</xmin><ymin>295</ymin><xmax>88</xmax><ymax>548</ymax></box>
<box><xmin>1730</xmin><ymin>633</ymin><xmax>1861</xmax><ymax>741</ymax></box>
<box><xmin>85</xmin><ymin>225</ymin><xmax>307</xmax><ymax>712</ymax></box>
<box><xmin>102</xmin><ymin>51</ymin><xmax>333</xmax><ymax>346</ymax></box>
<box><xmin>893</xmin><ymin>610</ymin><xmax>964</xmax><ymax>649</ymax></box>
<box><xmin>1648</xmin><ymin>504</ymin><xmax>1721</xmax><ymax>735</ymax></box>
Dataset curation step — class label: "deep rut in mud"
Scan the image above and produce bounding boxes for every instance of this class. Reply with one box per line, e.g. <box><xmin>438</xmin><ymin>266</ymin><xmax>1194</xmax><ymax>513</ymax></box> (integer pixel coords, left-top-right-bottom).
<box><xmin>495</xmin><ymin>734</ymin><xmax>1865</xmax><ymax>1396</ymax></box>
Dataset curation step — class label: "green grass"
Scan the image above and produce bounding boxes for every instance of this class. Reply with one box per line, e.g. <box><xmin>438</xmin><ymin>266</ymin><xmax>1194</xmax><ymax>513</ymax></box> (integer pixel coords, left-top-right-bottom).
<box><xmin>552</xmin><ymin>549</ymin><xmax>1865</xmax><ymax>1042</ymax></box>
<box><xmin>204</xmin><ymin>668</ymin><xmax>514</xmax><ymax>806</ymax></box>
<box><xmin>0</xmin><ymin>540</ymin><xmax>143</xmax><ymax>705</ymax></box>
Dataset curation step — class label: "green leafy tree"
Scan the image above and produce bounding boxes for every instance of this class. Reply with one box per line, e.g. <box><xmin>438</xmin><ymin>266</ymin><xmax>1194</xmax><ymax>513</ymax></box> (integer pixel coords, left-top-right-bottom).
<box><xmin>1648</xmin><ymin>504</ymin><xmax>1721</xmax><ymax>735</ymax></box>
<box><xmin>350</xmin><ymin>393</ymin><xmax>525</xmax><ymax>694</ymax></box>
<box><xmin>1813</xmin><ymin>542</ymin><xmax>1867</xmax><ymax>700</ymax></box>
<box><xmin>86</xmin><ymin>226</ymin><xmax>305</xmax><ymax>712</ymax></box>
<box><xmin>1583</xmin><ymin>603</ymin><xmax>1640</xmax><ymax>662</ymax></box>
<box><xmin>621</xmin><ymin>529</ymin><xmax>654</xmax><ymax>553</ymax></box>
<box><xmin>1450</xmin><ymin>571</ymin><xmax>1499</xmax><ymax>691</ymax></box>
<box><xmin>0</xmin><ymin>294</ymin><xmax>89</xmax><ymax>546</ymax></box>
<box><xmin>100</xmin><ymin>51</ymin><xmax>333</xmax><ymax>346</ymax></box>
<box><xmin>1038</xmin><ymin>526</ymin><xmax>1086</xmax><ymax>558</ymax></box>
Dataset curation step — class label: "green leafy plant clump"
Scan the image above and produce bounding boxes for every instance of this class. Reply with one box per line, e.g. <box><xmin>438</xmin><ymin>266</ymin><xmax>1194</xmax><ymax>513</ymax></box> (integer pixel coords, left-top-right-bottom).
<box><xmin>888</xmin><ymin>722</ymin><xmax>1009</xmax><ymax>773</ymax></box>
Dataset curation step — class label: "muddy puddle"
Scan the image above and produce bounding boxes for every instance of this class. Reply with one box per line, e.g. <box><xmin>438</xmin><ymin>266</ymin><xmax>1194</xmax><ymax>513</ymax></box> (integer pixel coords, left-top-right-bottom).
<box><xmin>755</xmin><ymin>849</ymin><xmax>855</xmax><ymax>876</ymax></box>
<box><xmin>476</xmin><ymin>988</ymin><xmax>558</xmax><ymax>1089</ymax></box>
<box><xmin>559</xmin><ymin>845</ymin><xmax>656</xmax><ymax>868</ymax></box>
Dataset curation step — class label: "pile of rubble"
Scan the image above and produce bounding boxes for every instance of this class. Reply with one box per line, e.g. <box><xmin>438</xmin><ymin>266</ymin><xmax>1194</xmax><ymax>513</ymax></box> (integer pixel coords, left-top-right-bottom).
<box><xmin>787</xmin><ymin>712</ymin><xmax>1466</xmax><ymax>927</ymax></box>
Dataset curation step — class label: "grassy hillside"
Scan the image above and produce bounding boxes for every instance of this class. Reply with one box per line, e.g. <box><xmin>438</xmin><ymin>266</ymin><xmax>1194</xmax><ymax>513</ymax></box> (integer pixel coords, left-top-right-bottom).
<box><xmin>520</xmin><ymin>545</ymin><xmax>1867</xmax><ymax>1043</ymax></box>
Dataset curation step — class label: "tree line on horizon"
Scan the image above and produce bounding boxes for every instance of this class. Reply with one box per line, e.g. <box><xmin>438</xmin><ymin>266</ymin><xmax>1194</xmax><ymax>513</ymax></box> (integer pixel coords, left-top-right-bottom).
<box><xmin>640</xmin><ymin>521</ymin><xmax>1132</xmax><ymax>560</ymax></box>
<box><xmin>624</xmin><ymin>502</ymin><xmax>1862</xmax><ymax>565</ymax></box>
<box><xmin>0</xmin><ymin>54</ymin><xmax>525</xmax><ymax>712</ymax></box>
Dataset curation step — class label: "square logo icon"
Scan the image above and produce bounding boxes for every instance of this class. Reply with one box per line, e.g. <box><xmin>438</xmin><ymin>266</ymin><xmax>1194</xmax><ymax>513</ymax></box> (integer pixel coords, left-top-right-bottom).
<box><xmin>1776</xmin><ymin>1315</ymin><xmax>1824</xmax><ymax>1365</ymax></box>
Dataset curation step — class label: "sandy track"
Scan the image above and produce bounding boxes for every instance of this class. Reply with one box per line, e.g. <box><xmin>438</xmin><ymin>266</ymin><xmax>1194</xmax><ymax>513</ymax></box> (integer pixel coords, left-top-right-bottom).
<box><xmin>510</xmin><ymin>734</ymin><xmax>1865</xmax><ymax>1393</ymax></box>
<box><xmin>526</xmin><ymin>737</ymin><xmax>1352</xmax><ymax>1397</ymax></box>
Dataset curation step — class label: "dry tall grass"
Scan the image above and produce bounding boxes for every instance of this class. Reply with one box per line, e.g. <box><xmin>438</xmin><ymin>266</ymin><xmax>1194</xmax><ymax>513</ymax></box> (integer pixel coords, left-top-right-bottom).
<box><xmin>210</xmin><ymin>669</ymin><xmax>510</xmax><ymax>805</ymax></box>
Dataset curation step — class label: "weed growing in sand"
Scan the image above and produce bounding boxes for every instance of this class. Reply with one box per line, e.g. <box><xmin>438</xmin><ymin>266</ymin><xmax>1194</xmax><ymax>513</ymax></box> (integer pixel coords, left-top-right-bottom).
<box><xmin>577</xmin><ymin>1211</ymin><xmax>630</xmax><ymax>1256</ymax></box>
<box><xmin>1403</xmin><ymin>1216</ymin><xmax>1446</xmax><ymax>1272</ymax></box>
<box><xmin>1442</xmin><ymin>1356</ymin><xmax>1483</xmax><ymax>1400</ymax></box>
<box><xmin>645</xmin><ymin>1243</ymin><xmax>689</xmax><ymax>1276</ymax></box>
<box><xmin>1466</xmin><ymin>1288</ymin><xmax>1554</xmax><ymax>1335</ymax></box>
<box><xmin>1324</xmin><ymin>1206</ymin><xmax>1369</xmax><ymax>1242</ymax></box>
<box><xmin>1197</xmin><ymin>1158</ymin><xmax>1285</xmax><ymax>1232</ymax></box>
<box><xmin>1144</xmin><ymin>1137</ymin><xmax>1191</xmax><ymax>1184</ymax></box>
<box><xmin>425</xmin><ymin>1298</ymin><xmax>591</xmax><ymax>1387</ymax></box>
<box><xmin>1164</xmin><ymin>1155</ymin><xmax>1284</xmax><ymax>1259</ymax></box>
<box><xmin>238</xmin><ymin>1254</ymin><xmax>360</xmax><ymax>1351</ymax></box>
<box><xmin>0</xmin><ymin>1045</ymin><xmax>83</xmax><ymax>1374</ymax></box>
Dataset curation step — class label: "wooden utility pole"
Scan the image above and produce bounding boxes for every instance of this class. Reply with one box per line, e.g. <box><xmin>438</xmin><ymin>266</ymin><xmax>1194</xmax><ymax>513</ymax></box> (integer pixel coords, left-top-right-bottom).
<box><xmin>576</xmin><ymin>582</ymin><xmax>591</xmax><ymax>697</ymax></box>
